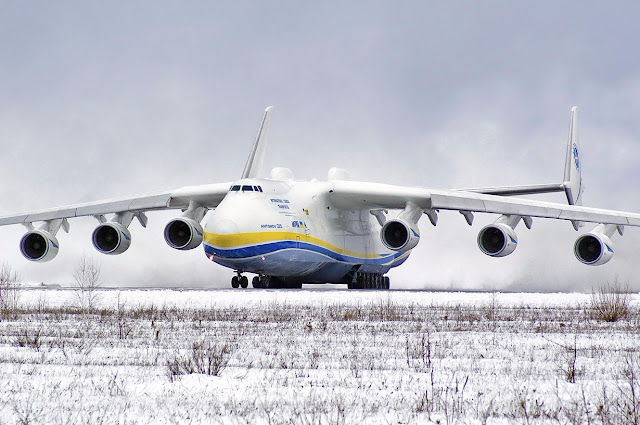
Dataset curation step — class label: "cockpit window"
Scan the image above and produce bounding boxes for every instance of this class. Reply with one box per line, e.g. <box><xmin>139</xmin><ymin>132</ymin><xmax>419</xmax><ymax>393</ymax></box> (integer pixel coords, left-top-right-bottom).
<box><xmin>231</xmin><ymin>184</ymin><xmax>263</xmax><ymax>193</ymax></box>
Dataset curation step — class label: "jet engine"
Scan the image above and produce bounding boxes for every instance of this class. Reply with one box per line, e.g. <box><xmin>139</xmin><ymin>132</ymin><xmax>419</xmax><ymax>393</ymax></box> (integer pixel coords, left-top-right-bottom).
<box><xmin>574</xmin><ymin>232</ymin><xmax>614</xmax><ymax>266</ymax></box>
<box><xmin>20</xmin><ymin>230</ymin><xmax>59</xmax><ymax>262</ymax></box>
<box><xmin>164</xmin><ymin>217</ymin><xmax>204</xmax><ymax>250</ymax></box>
<box><xmin>477</xmin><ymin>223</ymin><xmax>518</xmax><ymax>257</ymax></box>
<box><xmin>92</xmin><ymin>222</ymin><xmax>132</xmax><ymax>255</ymax></box>
<box><xmin>380</xmin><ymin>219</ymin><xmax>420</xmax><ymax>251</ymax></box>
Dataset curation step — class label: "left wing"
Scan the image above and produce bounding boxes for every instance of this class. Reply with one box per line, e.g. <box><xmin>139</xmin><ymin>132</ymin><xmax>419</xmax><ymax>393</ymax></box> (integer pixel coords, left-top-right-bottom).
<box><xmin>328</xmin><ymin>180</ymin><xmax>638</xmax><ymax>265</ymax></box>
<box><xmin>328</xmin><ymin>181</ymin><xmax>640</xmax><ymax>226</ymax></box>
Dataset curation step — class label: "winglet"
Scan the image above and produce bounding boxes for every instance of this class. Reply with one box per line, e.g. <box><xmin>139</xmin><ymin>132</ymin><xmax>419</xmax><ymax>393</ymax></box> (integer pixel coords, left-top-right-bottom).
<box><xmin>563</xmin><ymin>106</ymin><xmax>582</xmax><ymax>206</ymax></box>
<box><xmin>242</xmin><ymin>106</ymin><xmax>274</xmax><ymax>179</ymax></box>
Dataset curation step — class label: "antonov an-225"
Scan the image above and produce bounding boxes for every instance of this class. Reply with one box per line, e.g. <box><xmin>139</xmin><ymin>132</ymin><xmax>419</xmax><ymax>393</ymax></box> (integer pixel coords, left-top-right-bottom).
<box><xmin>1</xmin><ymin>107</ymin><xmax>639</xmax><ymax>289</ymax></box>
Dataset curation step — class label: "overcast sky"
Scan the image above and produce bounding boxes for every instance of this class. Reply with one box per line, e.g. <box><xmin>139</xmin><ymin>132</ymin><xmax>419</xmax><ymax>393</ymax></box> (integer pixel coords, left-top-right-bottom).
<box><xmin>1</xmin><ymin>2</ymin><xmax>639</xmax><ymax>291</ymax></box>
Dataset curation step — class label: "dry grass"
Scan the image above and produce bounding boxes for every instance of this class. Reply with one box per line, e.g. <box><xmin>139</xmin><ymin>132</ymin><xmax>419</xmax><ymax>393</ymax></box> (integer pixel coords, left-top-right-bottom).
<box><xmin>592</xmin><ymin>279</ymin><xmax>631</xmax><ymax>322</ymax></box>
<box><xmin>0</xmin><ymin>293</ymin><xmax>639</xmax><ymax>424</ymax></box>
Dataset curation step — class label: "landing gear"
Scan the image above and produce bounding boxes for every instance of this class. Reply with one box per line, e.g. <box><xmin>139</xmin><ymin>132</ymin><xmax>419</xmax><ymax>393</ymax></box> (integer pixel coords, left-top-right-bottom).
<box><xmin>251</xmin><ymin>275</ymin><xmax>302</xmax><ymax>289</ymax></box>
<box><xmin>232</xmin><ymin>273</ymin><xmax>303</xmax><ymax>289</ymax></box>
<box><xmin>239</xmin><ymin>276</ymin><xmax>248</xmax><ymax>288</ymax></box>
<box><xmin>231</xmin><ymin>273</ymin><xmax>249</xmax><ymax>289</ymax></box>
<box><xmin>348</xmin><ymin>272</ymin><xmax>390</xmax><ymax>290</ymax></box>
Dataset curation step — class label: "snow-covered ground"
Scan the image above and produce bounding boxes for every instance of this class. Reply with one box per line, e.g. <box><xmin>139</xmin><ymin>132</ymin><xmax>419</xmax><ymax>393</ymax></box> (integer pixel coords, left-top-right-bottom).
<box><xmin>1</xmin><ymin>288</ymin><xmax>639</xmax><ymax>424</ymax></box>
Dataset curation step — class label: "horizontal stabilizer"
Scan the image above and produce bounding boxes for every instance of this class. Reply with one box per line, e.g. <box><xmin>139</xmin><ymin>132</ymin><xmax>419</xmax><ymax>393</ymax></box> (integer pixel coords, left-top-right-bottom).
<box><xmin>459</xmin><ymin>183</ymin><xmax>565</xmax><ymax>197</ymax></box>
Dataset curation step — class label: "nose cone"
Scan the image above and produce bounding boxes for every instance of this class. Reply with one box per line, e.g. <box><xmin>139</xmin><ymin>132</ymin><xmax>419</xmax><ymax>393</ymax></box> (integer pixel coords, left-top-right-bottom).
<box><xmin>208</xmin><ymin>218</ymin><xmax>239</xmax><ymax>235</ymax></box>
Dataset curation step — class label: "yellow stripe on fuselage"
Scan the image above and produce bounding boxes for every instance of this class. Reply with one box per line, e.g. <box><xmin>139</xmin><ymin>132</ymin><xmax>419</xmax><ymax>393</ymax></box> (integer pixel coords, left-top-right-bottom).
<box><xmin>203</xmin><ymin>231</ymin><xmax>386</xmax><ymax>260</ymax></box>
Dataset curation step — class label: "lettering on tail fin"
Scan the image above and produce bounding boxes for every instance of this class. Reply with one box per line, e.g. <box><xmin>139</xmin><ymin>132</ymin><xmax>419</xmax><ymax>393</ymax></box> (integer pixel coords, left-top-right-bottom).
<box><xmin>563</xmin><ymin>106</ymin><xmax>583</xmax><ymax>230</ymax></box>
<box><xmin>563</xmin><ymin>106</ymin><xmax>582</xmax><ymax>207</ymax></box>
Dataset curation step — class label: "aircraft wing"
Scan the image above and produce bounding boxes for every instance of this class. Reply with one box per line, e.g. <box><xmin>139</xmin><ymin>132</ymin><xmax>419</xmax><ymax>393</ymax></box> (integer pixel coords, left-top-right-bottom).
<box><xmin>328</xmin><ymin>181</ymin><xmax>640</xmax><ymax>227</ymax></box>
<box><xmin>0</xmin><ymin>182</ymin><xmax>232</xmax><ymax>227</ymax></box>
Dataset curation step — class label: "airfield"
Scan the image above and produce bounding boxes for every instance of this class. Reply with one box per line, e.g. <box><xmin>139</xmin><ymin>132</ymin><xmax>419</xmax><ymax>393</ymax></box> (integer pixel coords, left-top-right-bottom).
<box><xmin>1</xmin><ymin>287</ymin><xmax>638</xmax><ymax>424</ymax></box>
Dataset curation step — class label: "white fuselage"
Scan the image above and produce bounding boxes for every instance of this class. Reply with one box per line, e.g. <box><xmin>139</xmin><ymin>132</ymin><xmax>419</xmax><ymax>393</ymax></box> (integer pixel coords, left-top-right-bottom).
<box><xmin>202</xmin><ymin>178</ymin><xmax>411</xmax><ymax>283</ymax></box>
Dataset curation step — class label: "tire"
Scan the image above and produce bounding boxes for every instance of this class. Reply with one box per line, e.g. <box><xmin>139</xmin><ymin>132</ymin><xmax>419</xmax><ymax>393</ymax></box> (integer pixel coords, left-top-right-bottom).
<box><xmin>240</xmin><ymin>276</ymin><xmax>248</xmax><ymax>288</ymax></box>
<box><xmin>252</xmin><ymin>276</ymin><xmax>261</xmax><ymax>288</ymax></box>
<box><xmin>231</xmin><ymin>276</ymin><xmax>239</xmax><ymax>288</ymax></box>
<box><xmin>260</xmin><ymin>275</ymin><xmax>271</xmax><ymax>288</ymax></box>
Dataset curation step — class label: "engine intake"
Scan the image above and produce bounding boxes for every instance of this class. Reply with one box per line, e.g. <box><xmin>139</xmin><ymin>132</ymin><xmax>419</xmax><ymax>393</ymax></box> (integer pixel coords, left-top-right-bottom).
<box><xmin>164</xmin><ymin>218</ymin><xmax>204</xmax><ymax>250</ymax></box>
<box><xmin>20</xmin><ymin>230</ymin><xmax>59</xmax><ymax>262</ymax></box>
<box><xmin>477</xmin><ymin>223</ymin><xmax>518</xmax><ymax>257</ymax></box>
<box><xmin>574</xmin><ymin>232</ymin><xmax>614</xmax><ymax>266</ymax></box>
<box><xmin>92</xmin><ymin>222</ymin><xmax>132</xmax><ymax>255</ymax></box>
<box><xmin>380</xmin><ymin>219</ymin><xmax>420</xmax><ymax>251</ymax></box>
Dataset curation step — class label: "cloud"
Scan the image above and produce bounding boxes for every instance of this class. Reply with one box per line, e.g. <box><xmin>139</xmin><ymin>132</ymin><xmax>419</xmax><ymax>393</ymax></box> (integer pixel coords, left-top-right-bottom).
<box><xmin>1</xmin><ymin>2</ymin><xmax>639</xmax><ymax>290</ymax></box>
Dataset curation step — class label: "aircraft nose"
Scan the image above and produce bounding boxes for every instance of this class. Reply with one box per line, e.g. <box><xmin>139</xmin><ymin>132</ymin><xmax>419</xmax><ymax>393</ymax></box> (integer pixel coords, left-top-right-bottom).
<box><xmin>208</xmin><ymin>218</ymin><xmax>239</xmax><ymax>235</ymax></box>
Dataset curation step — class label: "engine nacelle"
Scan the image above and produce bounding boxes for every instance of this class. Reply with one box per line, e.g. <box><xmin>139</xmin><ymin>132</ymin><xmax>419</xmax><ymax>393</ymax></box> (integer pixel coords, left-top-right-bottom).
<box><xmin>380</xmin><ymin>219</ymin><xmax>420</xmax><ymax>251</ymax></box>
<box><xmin>92</xmin><ymin>222</ymin><xmax>132</xmax><ymax>255</ymax></box>
<box><xmin>574</xmin><ymin>232</ymin><xmax>614</xmax><ymax>266</ymax></box>
<box><xmin>477</xmin><ymin>223</ymin><xmax>518</xmax><ymax>257</ymax></box>
<box><xmin>164</xmin><ymin>217</ymin><xmax>204</xmax><ymax>250</ymax></box>
<box><xmin>20</xmin><ymin>230</ymin><xmax>59</xmax><ymax>262</ymax></box>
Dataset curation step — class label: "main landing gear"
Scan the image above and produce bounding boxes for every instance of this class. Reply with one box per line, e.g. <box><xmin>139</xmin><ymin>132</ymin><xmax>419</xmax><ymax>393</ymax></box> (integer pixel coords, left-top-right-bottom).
<box><xmin>231</xmin><ymin>274</ymin><xmax>248</xmax><ymax>288</ymax></box>
<box><xmin>230</xmin><ymin>274</ymin><xmax>302</xmax><ymax>289</ymax></box>
<box><xmin>348</xmin><ymin>272</ymin><xmax>390</xmax><ymax>290</ymax></box>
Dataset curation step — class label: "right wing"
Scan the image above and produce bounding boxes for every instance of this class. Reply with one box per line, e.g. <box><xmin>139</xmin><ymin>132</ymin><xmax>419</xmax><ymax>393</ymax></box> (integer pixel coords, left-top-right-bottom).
<box><xmin>0</xmin><ymin>183</ymin><xmax>232</xmax><ymax>227</ymax></box>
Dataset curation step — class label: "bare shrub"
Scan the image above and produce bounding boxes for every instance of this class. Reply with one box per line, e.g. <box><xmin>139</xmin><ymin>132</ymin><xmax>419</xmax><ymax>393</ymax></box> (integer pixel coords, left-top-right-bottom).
<box><xmin>406</xmin><ymin>331</ymin><xmax>432</xmax><ymax>373</ymax></box>
<box><xmin>73</xmin><ymin>254</ymin><xmax>102</xmax><ymax>310</ymax></box>
<box><xmin>591</xmin><ymin>279</ymin><xmax>630</xmax><ymax>322</ymax></box>
<box><xmin>14</xmin><ymin>327</ymin><xmax>43</xmax><ymax>351</ymax></box>
<box><xmin>563</xmin><ymin>340</ymin><xmax>579</xmax><ymax>384</ymax></box>
<box><xmin>167</xmin><ymin>340</ymin><xmax>234</xmax><ymax>381</ymax></box>
<box><xmin>0</xmin><ymin>262</ymin><xmax>21</xmax><ymax>315</ymax></box>
<box><xmin>614</xmin><ymin>354</ymin><xmax>640</xmax><ymax>425</ymax></box>
<box><xmin>544</xmin><ymin>335</ymin><xmax>582</xmax><ymax>383</ymax></box>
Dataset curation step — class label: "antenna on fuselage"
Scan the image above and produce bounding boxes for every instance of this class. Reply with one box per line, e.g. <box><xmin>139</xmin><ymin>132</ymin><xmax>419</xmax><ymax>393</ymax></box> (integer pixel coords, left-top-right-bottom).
<box><xmin>241</xmin><ymin>106</ymin><xmax>274</xmax><ymax>179</ymax></box>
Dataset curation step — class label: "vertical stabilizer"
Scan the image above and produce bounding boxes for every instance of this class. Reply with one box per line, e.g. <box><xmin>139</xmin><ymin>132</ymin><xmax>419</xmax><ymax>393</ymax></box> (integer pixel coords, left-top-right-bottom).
<box><xmin>563</xmin><ymin>106</ymin><xmax>583</xmax><ymax>230</ymax></box>
<box><xmin>563</xmin><ymin>106</ymin><xmax>582</xmax><ymax>206</ymax></box>
<box><xmin>242</xmin><ymin>106</ymin><xmax>274</xmax><ymax>179</ymax></box>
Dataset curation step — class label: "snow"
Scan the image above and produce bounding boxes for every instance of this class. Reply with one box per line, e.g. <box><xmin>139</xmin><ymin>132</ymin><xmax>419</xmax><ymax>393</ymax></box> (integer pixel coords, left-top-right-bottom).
<box><xmin>1</xmin><ymin>288</ymin><xmax>639</xmax><ymax>424</ymax></box>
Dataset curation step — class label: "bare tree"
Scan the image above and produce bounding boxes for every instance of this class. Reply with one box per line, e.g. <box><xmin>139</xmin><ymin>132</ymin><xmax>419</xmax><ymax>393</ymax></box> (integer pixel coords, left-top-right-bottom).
<box><xmin>73</xmin><ymin>254</ymin><xmax>102</xmax><ymax>310</ymax></box>
<box><xmin>0</xmin><ymin>262</ymin><xmax>21</xmax><ymax>313</ymax></box>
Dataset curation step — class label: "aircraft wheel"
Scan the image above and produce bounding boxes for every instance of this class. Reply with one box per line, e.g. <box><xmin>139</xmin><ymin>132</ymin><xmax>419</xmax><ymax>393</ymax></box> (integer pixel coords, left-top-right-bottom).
<box><xmin>240</xmin><ymin>276</ymin><xmax>248</xmax><ymax>288</ymax></box>
<box><xmin>260</xmin><ymin>275</ymin><xmax>271</xmax><ymax>288</ymax></box>
<box><xmin>252</xmin><ymin>276</ymin><xmax>261</xmax><ymax>288</ymax></box>
<box><xmin>231</xmin><ymin>276</ymin><xmax>239</xmax><ymax>288</ymax></box>
<box><xmin>384</xmin><ymin>276</ymin><xmax>390</xmax><ymax>289</ymax></box>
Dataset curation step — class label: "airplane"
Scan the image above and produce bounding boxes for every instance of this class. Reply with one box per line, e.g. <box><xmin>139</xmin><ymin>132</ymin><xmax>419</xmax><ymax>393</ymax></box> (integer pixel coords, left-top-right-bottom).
<box><xmin>1</xmin><ymin>106</ymin><xmax>639</xmax><ymax>289</ymax></box>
